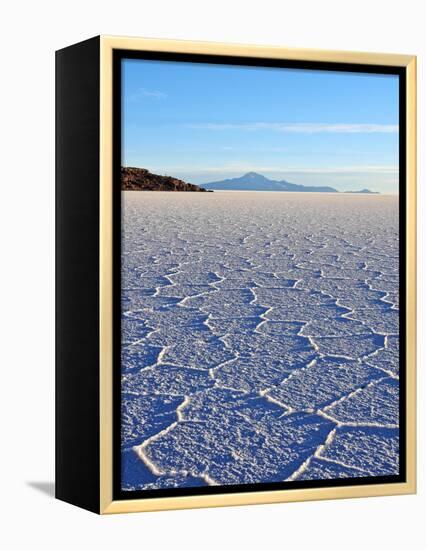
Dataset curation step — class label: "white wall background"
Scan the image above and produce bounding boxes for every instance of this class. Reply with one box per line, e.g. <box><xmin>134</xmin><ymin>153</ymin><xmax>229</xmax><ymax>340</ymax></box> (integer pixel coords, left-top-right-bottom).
<box><xmin>0</xmin><ymin>1</ymin><xmax>423</xmax><ymax>548</ymax></box>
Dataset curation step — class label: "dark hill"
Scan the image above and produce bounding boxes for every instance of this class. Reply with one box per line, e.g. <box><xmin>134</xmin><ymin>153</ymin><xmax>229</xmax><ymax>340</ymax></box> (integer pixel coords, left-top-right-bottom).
<box><xmin>121</xmin><ymin>167</ymin><xmax>209</xmax><ymax>192</ymax></box>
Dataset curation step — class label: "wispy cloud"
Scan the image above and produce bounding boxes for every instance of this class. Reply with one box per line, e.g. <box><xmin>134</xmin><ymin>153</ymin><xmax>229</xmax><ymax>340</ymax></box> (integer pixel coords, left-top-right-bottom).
<box><xmin>269</xmin><ymin>165</ymin><xmax>399</xmax><ymax>174</ymax></box>
<box><xmin>221</xmin><ymin>145</ymin><xmax>289</xmax><ymax>153</ymax></box>
<box><xmin>128</xmin><ymin>88</ymin><xmax>168</xmax><ymax>101</ymax></box>
<box><xmin>188</xmin><ymin>122</ymin><xmax>398</xmax><ymax>134</ymax></box>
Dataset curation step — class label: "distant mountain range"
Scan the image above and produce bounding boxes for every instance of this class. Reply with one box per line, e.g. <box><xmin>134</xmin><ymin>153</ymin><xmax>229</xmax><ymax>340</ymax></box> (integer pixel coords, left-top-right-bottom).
<box><xmin>200</xmin><ymin>172</ymin><xmax>379</xmax><ymax>194</ymax></box>
<box><xmin>121</xmin><ymin>167</ymin><xmax>210</xmax><ymax>192</ymax></box>
<box><xmin>121</xmin><ymin>168</ymin><xmax>379</xmax><ymax>194</ymax></box>
<box><xmin>344</xmin><ymin>188</ymin><xmax>379</xmax><ymax>194</ymax></box>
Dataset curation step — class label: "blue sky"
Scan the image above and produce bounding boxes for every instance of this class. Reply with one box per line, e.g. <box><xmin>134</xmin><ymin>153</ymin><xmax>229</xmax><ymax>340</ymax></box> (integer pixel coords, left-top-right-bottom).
<box><xmin>122</xmin><ymin>59</ymin><xmax>399</xmax><ymax>193</ymax></box>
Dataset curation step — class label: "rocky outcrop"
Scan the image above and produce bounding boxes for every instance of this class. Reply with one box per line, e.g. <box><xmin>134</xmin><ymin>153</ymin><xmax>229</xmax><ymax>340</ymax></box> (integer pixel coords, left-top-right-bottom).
<box><xmin>121</xmin><ymin>167</ymin><xmax>210</xmax><ymax>192</ymax></box>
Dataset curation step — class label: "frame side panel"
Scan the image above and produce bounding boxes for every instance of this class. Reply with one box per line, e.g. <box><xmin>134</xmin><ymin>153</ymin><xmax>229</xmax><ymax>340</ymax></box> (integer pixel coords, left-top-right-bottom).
<box><xmin>55</xmin><ymin>36</ymin><xmax>101</xmax><ymax>513</ymax></box>
<box><xmin>405</xmin><ymin>57</ymin><xmax>417</xmax><ymax>492</ymax></box>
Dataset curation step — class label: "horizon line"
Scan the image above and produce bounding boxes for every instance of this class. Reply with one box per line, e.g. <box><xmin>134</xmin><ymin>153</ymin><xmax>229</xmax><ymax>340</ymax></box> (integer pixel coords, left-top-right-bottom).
<box><xmin>121</xmin><ymin>166</ymin><xmax>399</xmax><ymax>194</ymax></box>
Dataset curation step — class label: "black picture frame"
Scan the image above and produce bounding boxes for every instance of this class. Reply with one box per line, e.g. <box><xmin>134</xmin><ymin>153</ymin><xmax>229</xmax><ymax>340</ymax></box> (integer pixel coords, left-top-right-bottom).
<box><xmin>112</xmin><ymin>49</ymin><xmax>407</xmax><ymax>502</ymax></box>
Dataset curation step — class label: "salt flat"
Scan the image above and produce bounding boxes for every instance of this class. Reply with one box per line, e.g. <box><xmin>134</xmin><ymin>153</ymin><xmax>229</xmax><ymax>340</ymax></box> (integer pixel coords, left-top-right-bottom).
<box><xmin>121</xmin><ymin>191</ymin><xmax>399</xmax><ymax>490</ymax></box>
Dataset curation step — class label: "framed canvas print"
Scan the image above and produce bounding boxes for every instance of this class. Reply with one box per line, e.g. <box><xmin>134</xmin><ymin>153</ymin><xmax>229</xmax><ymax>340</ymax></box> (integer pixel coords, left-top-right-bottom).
<box><xmin>55</xmin><ymin>36</ymin><xmax>416</xmax><ymax>514</ymax></box>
